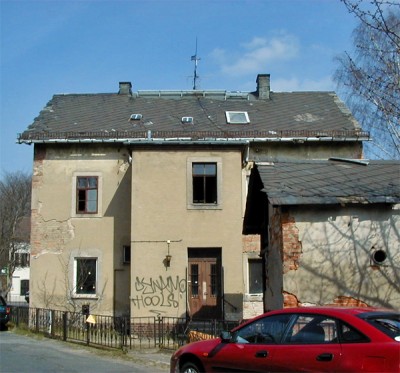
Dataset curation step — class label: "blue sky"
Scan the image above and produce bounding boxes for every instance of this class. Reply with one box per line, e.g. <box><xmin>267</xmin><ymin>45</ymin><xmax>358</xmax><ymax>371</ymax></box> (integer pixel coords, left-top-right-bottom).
<box><xmin>0</xmin><ymin>0</ymin><xmax>359</xmax><ymax>174</ymax></box>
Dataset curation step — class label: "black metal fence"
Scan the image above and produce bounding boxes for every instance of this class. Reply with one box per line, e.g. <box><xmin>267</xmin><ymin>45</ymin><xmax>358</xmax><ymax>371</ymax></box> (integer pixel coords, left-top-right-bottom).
<box><xmin>9</xmin><ymin>306</ymin><xmax>241</xmax><ymax>351</ymax></box>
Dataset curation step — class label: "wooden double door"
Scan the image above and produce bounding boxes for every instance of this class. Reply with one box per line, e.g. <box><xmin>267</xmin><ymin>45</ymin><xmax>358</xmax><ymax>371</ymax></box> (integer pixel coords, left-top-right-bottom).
<box><xmin>188</xmin><ymin>249</ymin><xmax>222</xmax><ymax>319</ymax></box>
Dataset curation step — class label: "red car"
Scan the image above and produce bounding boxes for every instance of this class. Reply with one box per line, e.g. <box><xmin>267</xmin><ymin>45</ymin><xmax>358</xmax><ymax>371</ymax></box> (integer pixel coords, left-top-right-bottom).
<box><xmin>170</xmin><ymin>307</ymin><xmax>399</xmax><ymax>373</ymax></box>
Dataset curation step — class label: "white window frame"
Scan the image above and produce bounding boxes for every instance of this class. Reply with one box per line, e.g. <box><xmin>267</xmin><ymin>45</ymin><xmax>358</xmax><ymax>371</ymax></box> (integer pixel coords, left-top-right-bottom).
<box><xmin>225</xmin><ymin>111</ymin><xmax>250</xmax><ymax>124</ymax></box>
<box><xmin>73</xmin><ymin>257</ymin><xmax>98</xmax><ymax>299</ymax></box>
<box><xmin>187</xmin><ymin>157</ymin><xmax>223</xmax><ymax>210</ymax></box>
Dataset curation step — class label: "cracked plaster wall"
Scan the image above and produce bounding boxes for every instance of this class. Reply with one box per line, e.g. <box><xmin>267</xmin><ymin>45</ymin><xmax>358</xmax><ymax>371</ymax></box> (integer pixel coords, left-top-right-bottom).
<box><xmin>29</xmin><ymin>144</ymin><xmax>132</xmax><ymax>315</ymax></box>
<box><xmin>279</xmin><ymin>205</ymin><xmax>400</xmax><ymax>309</ymax></box>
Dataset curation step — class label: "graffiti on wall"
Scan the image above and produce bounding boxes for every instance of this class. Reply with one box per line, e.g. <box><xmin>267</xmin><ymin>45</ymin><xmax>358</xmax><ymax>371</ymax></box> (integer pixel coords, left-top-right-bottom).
<box><xmin>132</xmin><ymin>275</ymin><xmax>186</xmax><ymax>310</ymax></box>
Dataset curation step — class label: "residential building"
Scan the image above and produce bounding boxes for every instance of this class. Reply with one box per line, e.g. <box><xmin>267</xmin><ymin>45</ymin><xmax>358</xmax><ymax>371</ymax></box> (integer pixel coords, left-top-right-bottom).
<box><xmin>8</xmin><ymin>243</ymin><xmax>30</xmax><ymax>304</ymax></box>
<box><xmin>18</xmin><ymin>74</ymin><xmax>372</xmax><ymax>319</ymax></box>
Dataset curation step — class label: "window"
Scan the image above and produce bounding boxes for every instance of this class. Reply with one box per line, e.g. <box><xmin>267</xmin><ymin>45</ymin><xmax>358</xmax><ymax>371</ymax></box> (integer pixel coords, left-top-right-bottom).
<box><xmin>123</xmin><ymin>245</ymin><xmax>131</xmax><ymax>264</ymax></box>
<box><xmin>225</xmin><ymin>111</ymin><xmax>250</xmax><ymax>124</ymax></box>
<box><xmin>288</xmin><ymin>315</ymin><xmax>338</xmax><ymax>344</ymax></box>
<box><xmin>249</xmin><ymin>259</ymin><xmax>263</xmax><ymax>294</ymax></box>
<box><xmin>76</xmin><ymin>176</ymin><xmax>98</xmax><ymax>214</ymax></box>
<box><xmin>187</xmin><ymin>157</ymin><xmax>222</xmax><ymax>210</ymax></box>
<box><xmin>181</xmin><ymin>116</ymin><xmax>194</xmax><ymax>124</ymax></box>
<box><xmin>15</xmin><ymin>252</ymin><xmax>30</xmax><ymax>268</ymax></box>
<box><xmin>20</xmin><ymin>280</ymin><xmax>29</xmax><ymax>296</ymax></box>
<box><xmin>234</xmin><ymin>314</ymin><xmax>292</xmax><ymax>344</ymax></box>
<box><xmin>75</xmin><ymin>258</ymin><xmax>97</xmax><ymax>295</ymax></box>
<box><xmin>192</xmin><ymin>163</ymin><xmax>217</xmax><ymax>204</ymax></box>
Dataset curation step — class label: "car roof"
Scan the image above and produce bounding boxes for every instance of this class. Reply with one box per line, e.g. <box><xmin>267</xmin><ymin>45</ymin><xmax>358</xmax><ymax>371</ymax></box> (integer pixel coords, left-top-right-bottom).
<box><xmin>246</xmin><ymin>306</ymin><xmax>398</xmax><ymax>323</ymax></box>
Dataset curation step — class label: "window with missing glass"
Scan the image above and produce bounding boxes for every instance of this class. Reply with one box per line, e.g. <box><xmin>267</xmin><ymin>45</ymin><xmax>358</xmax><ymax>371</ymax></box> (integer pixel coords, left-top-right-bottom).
<box><xmin>192</xmin><ymin>163</ymin><xmax>217</xmax><ymax>204</ymax></box>
<box><xmin>76</xmin><ymin>176</ymin><xmax>98</xmax><ymax>213</ymax></box>
<box><xmin>249</xmin><ymin>259</ymin><xmax>263</xmax><ymax>294</ymax></box>
<box><xmin>75</xmin><ymin>258</ymin><xmax>97</xmax><ymax>295</ymax></box>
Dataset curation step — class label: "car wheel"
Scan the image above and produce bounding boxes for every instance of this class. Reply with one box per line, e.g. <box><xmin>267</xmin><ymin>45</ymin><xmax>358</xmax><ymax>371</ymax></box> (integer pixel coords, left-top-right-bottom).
<box><xmin>180</xmin><ymin>361</ymin><xmax>202</xmax><ymax>373</ymax></box>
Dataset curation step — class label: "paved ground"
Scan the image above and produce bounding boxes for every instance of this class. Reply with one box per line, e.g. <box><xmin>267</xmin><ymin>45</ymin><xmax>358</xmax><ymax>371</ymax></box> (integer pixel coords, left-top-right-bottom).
<box><xmin>1</xmin><ymin>330</ymin><xmax>172</xmax><ymax>372</ymax></box>
<box><xmin>127</xmin><ymin>348</ymin><xmax>172</xmax><ymax>371</ymax></box>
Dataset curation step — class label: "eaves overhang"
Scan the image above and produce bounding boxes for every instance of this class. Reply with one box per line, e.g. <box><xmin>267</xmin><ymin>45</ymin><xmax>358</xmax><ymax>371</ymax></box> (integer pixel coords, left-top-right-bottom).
<box><xmin>17</xmin><ymin>129</ymin><xmax>370</xmax><ymax>145</ymax></box>
<box><xmin>264</xmin><ymin>194</ymin><xmax>400</xmax><ymax>206</ymax></box>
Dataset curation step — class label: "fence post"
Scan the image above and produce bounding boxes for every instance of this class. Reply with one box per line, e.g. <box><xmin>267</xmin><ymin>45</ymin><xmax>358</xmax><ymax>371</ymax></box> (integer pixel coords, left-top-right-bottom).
<box><xmin>35</xmin><ymin>309</ymin><xmax>39</xmax><ymax>333</ymax></box>
<box><xmin>16</xmin><ymin>306</ymin><xmax>20</xmax><ymax>327</ymax></box>
<box><xmin>63</xmin><ymin>312</ymin><xmax>67</xmax><ymax>341</ymax></box>
<box><xmin>156</xmin><ymin>316</ymin><xmax>162</xmax><ymax>348</ymax></box>
<box><xmin>119</xmin><ymin>317</ymin><xmax>126</xmax><ymax>350</ymax></box>
<box><xmin>50</xmin><ymin>310</ymin><xmax>55</xmax><ymax>337</ymax></box>
<box><xmin>86</xmin><ymin>321</ymin><xmax>90</xmax><ymax>346</ymax></box>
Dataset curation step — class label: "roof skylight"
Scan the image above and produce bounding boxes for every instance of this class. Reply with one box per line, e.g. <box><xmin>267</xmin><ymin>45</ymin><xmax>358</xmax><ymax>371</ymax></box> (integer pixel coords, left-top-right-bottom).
<box><xmin>225</xmin><ymin>111</ymin><xmax>250</xmax><ymax>124</ymax></box>
<box><xmin>130</xmin><ymin>114</ymin><xmax>142</xmax><ymax>120</ymax></box>
<box><xmin>181</xmin><ymin>116</ymin><xmax>194</xmax><ymax>124</ymax></box>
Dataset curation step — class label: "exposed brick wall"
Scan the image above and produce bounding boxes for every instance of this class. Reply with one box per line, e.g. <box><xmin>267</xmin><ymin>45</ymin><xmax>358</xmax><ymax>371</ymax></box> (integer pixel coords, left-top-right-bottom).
<box><xmin>281</xmin><ymin>212</ymin><xmax>302</xmax><ymax>274</ymax></box>
<box><xmin>243</xmin><ymin>300</ymin><xmax>264</xmax><ymax>319</ymax></box>
<box><xmin>242</xmin><ymin>234</ymin><xmax>260</xmax><ymax>253</ymax></box>
<box><xmin>282</xmin><ymin>292</ymin><xmax>370</xmax><ymax>308</ymax></box>
<box><xmin>283</xmin><ymin>291</ymin><xmax>300</xmax><ymax>308</ymax></box>
<box><xmin>331</xmin><ymin>296</ymin><xmax>369</xmax><ymax>307</ymax></box>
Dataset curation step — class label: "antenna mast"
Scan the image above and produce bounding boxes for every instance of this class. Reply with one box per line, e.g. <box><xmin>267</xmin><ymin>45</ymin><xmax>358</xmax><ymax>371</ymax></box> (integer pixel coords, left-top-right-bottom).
<box><xmin>191</xmin><ymin>38</ymin><xmax>201</xmax><ymax>90</ymax></box>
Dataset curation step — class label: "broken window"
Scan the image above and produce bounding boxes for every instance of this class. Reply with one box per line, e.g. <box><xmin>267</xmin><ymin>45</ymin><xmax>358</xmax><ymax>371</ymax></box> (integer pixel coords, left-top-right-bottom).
<box><xmin>75</xmin><ymin>258</ymin><xmax>97</xmax><ymax>295</ymax></box>
<box><xmin>76</xmin><ymin>176</ymin><xmax>98</xmax><ymax>213</ymax></box>
<box><xmin>192</xmin><ymin>163</ymin><xmax>217</xmax><ymax>204</ymax></box>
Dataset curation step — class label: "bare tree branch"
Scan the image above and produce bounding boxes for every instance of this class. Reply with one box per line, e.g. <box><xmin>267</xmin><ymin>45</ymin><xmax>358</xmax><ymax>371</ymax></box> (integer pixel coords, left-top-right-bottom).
<box><xmin>335</xmin><ymin>0</ymin><xmax>400</xmax><ymax>159</ymax></box>
<box><xmin>0</xmin><ymin>171</ymin><xmax>31</xmax><ymax>295</ymax></box>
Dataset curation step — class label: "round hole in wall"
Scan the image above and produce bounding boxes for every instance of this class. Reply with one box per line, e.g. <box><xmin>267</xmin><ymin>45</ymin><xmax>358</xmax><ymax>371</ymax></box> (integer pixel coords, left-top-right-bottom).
<box><xmin>371</xmin><ymin>249</ymin><xmax>387</xmax><ymax>265</ymax></box>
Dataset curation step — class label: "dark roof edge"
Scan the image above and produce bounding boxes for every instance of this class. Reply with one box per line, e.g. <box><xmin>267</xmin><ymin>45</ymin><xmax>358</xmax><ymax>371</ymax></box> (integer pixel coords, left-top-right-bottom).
<box><xmin>17</xmin><ymin>130</ymin><xmax>370</xmax><ymax>144</ymax></box>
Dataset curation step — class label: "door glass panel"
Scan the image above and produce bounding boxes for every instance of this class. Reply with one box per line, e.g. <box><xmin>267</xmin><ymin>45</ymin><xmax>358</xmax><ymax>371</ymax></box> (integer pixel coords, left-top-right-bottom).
<box><xmin>190</xmin><ymin>264</ymin><xmax>199</xmax><ymax>297</ymax></box>
<box><xmin>210</xmin><ymin>263</ymin><xmax>217</xmax><ymax>296</ymax></box>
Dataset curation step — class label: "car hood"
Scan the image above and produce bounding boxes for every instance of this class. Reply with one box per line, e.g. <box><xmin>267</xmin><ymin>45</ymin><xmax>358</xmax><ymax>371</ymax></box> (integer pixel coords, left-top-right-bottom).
<box><xmin>174</xmin><ymin>337</ymin><xmax>222</xmax><ymax>357</ymax></box>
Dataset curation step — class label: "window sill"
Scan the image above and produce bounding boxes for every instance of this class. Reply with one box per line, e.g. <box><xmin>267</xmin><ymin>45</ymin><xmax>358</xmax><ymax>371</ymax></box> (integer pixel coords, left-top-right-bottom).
<box><xmin>244</xmin><ymin>293</ymin><xmax>263</xmax><ymax>302</ymax></box>
<box><xmin>72</xmin><ymin>294</ymin><xmax>99</xmax><ymax>300</ymax></box>
<box><xmin>187</xmin><ymin>203</ymin><xmax>222</xmax><ymax>210</ymax></box>
<box><xmin>72</xmin><ymin>213</ymin><xmax>102</xmax><ymax>218</ymax></box>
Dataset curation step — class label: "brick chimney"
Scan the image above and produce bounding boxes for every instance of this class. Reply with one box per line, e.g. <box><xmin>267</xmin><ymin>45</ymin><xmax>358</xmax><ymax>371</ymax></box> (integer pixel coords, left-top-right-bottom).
<box><xmin>118</xmin><ymin>82</ymin><xmax>132</xmax><ymax>95</ymax></box>
<box><xmin>256</xmin><ymin>74</ymin><xmax>270</xmax><ymax>100</ymax></box>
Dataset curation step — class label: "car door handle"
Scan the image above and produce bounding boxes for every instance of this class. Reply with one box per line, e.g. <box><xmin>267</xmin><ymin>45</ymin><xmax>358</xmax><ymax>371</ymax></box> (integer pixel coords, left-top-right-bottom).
<box><xmin>317</xmin><ymin>353</ymin><xmax>333</xmax><ymax>362</ymax></box>
<box><xmin>255</xmin><ymin>350</ymin><xmax>268</xmax><ymax>358</ymax></box>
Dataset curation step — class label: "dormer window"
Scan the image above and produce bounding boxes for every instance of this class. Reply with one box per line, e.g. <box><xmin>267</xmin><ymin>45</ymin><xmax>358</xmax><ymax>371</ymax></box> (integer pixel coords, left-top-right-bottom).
<box><xmin>182</xmin><ymin>116</ymin><xmax>194</xmax><ymax>124</ymax></box>
<box><xmin>225</xmin><ymin>111</ymin><xmax>250</xmax><ymax>124</ymax></box>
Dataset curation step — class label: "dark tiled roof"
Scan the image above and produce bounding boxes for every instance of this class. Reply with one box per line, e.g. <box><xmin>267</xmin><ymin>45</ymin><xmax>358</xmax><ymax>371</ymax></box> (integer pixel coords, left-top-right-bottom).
<box><xmin>19</xmin><ymin>89</ymin><xmax>366</xmax><ymax>142</ymax></box>
<box><xmin>256</xmin><ymin>159</ymin><xmax>400</xmax><ymax>205</ymax></box>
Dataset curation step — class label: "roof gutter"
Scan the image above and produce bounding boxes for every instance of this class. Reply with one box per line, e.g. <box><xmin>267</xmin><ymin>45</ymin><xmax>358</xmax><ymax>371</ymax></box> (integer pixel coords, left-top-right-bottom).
<box><xmin>17</xmin><ymin>136</ymin><xmax>371</xmax><ymax>145</ymax></box>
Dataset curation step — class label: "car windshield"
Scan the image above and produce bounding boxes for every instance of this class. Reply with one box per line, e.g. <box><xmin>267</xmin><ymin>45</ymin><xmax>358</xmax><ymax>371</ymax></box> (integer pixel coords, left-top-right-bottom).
<box><xmin>362</xmin><ymin>314</ymin><xmax>400</xmax><ymax>341</ymax></box>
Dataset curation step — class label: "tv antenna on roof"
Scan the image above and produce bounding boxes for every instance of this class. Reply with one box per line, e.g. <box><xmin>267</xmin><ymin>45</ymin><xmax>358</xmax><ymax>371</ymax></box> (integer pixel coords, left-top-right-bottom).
<box><xmin>191</xmin><ymin>38</ymin><xmax>201</xmax><ymax>90</ymax></box>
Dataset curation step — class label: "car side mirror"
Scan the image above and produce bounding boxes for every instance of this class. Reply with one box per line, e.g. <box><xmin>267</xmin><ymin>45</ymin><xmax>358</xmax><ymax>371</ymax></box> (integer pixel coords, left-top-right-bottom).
<box><xmin>220</xmin><ymin>331</ymin><xmax>232</xmax><ymax>343</ymax></box>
